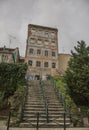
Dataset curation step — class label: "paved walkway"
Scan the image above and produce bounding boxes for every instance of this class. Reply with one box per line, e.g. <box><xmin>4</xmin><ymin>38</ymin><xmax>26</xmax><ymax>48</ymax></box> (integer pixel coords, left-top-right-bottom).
<box><xmin>0</xmin><ymin>121</ymin><xmax>89</xmax><ymax>130</ymax></box>
<box><xmin>0</xmin><ymin>127</ymin><xmax>89</xmax><ymax>130</ymax></box>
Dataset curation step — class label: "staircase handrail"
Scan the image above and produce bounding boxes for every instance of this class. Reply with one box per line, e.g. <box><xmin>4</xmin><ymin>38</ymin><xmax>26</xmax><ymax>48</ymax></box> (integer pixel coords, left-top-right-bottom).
<box><xmin>40</xmin><ymin>81</ymin><xmax>49</xmax><ymax>122</ymax></box>
<box><xmin>20</xmin><ymin>85</ymin><xmax>28</xmax><ymax>122</ymax></box>
<box><xmin>51</xmin><ymin>77</ymin><xmax>70</xmax><ymax>116</ymax></box>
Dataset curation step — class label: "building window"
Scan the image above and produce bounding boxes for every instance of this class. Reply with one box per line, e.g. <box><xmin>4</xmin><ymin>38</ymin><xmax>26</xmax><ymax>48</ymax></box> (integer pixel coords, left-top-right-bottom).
<box><xmin>2</xmin><ymin>55</ymin><xmax>8</xmax><ymax>62</ymax></box>
<box><xmin>38</xmin><ymin>39</ymin><xmax>42</xmax><ymax>44</ymax></box>
<box><xmin>44</xmin><ymin>40</ymin><xmax>49</xmax><ymax>45</ymax></box>
<box><xmin>52</xmin><ymin>62</ymin><xmax>56</xmax><ymax>68</ymax></box>
<box><xmin>28</xmin><ymin>60</ymin><xmax>33</xmax><ymax>66</ymax></box>
<box><xmin>37</xmin><ymin>49</ymin><xmax>41</xmax><ymax>55</ymax></box>
<box><xmin>51</xmin><ymin>32</ymin><xmax>55</xmax><ymax>38</ymax></box>
<box><xmin>36</xmin><ymin>61</ymin><xmax>41</xmax><ymax>67</ymax></box>
<box><xmin>45</xmin><ymin>50</ymin><xmax>48</xmax><ymax>56</ymax></box>
<box><xmin>45</xmin><ymin>32</ymin><xmax>49</xmax><ymax>37</ymax></box>
<box><xmin>52</xmin><ymin>52</ymin><xmax>56</xmax><ymax>57</ymax></box>
<box><xmin>44</xmin><ymin>62</ymin><xmax>48</xmax><ymax>67</ymax></box>
<box><xmin>30</xmin><ymin>38</ymin><xmax>35</xmax><ymax>43</ymax></box>
<box><xmin>29</xmin><ymin>48</ymin><xmax>34</xmax><ymax>54</ymax></box>
<box><xmin>31</xmin><ymin>29</ymin><xmax>36</xmax><ymax>33</ymax></box>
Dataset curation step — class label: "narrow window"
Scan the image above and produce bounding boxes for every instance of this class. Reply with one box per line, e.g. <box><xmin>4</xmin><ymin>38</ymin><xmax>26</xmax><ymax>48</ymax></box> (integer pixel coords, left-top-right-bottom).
<box><xmin>37</xmin><ymin>49</ymin><xmax>41</xmax><ymax>55</ymax></box>
<box><xmin>45</xmin><ymin>50</ymin><xmax>48</xmax><ymax>56</ymax></box>
<box><xmin>52</xmin><ymin>63</ymin><xmax>56</xmax><ymax>68</ymax></box>
<box><xmin>2</xmin><ymin>55</ymin><xmax>8</xmax><ymax>62</ymax></box>
<box><xmin>28</xmin><ymin>60</ymin><xmax>33</xmax><ymax>66</ymax></box>
<box><xmin>36</xmin><ymin>61</ymin><xmax>41</xmax><ymax>67</ymax></box>
<box><xmin>52</xmin><ymin>52</ymin><xmax>56</xmax><ymax>57</ymax></box>
<box><xmin>44</xmin><ymin>62</ymin><xmax>48</xmax><ymax>67</ymax></box>
<box><xmin>29</xmin><ymin>48</ymin><xmax>34</xmax><ymax>54</ymax></box>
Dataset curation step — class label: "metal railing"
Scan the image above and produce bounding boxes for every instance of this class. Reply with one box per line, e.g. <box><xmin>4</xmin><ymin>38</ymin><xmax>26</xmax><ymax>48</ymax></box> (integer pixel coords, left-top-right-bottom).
<box><xmin>51</xmin><ymin>78</ymin><xmax>71</xmax><ymax>117</ymax></box>
<box><xmin>7</xmin><ymin>111</ymin><xmax>11</xmax><ymax>130</ymax></box>
<box><xmin>19</xmin><ymin>85</ymin><xmax>28</xmax><ymax>122</ymax></box>
<box><xmin>40</xmin><ymin>80</ymin><xmax>49</xmax><ymax>123</ymax></box>
<box><xmin>5</xmin><ymin>111</ymin><xmax>89</xmax><ymax>130</ymax></box>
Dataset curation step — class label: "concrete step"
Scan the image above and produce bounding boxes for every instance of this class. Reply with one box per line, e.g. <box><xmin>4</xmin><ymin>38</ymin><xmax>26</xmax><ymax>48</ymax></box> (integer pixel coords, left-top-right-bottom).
<box><xmin>47</xmin><ymin>102</ymin><xmax>62</xmax><ymax>105</ymax></box>
<box><xmin>23</xmin><ymin>116</ymin><xmax>70</xmax><ymax>121</ymax></box>
<box><xmin>23</xmin><ymin>118</ymin><xmax>47</xmax><ymax>122</ymax></box>
<box><xmin>24</xmin><ymin>108</ymin><xmax>45</xmax><ymax>111</ymax></box>
<box><xmin>24</xmin><ymin>111</ymin><xmax>46</xmax><ymax>115</ymax></box>
<box><xmin>25</xmin><ymin>104</ymin><xmax>45</xmax><ymax>107</ymax></box>
<box><xmin>48</xmin><ymin>108</ymin><xmax>64</xmax><ymax>111</ymax></box>
<box><xmin>48</xmin><ymin>111</ymin><xmax>65</xmax><ymax>114</ymax></box>
<box><xmin>23</xmin><ymin>114</ymin><xmax>46</xmax><ymax>118</ymax></box>
<box><xmin>21</xmin><ymin>80</ymin><xmax>71</xmax><ymax>128</ymax></box>
<box><xmin>27</xmin><ymin>98</ymin><xmax>43</xmax><ymax>100</ymax></box>
<box><xmin>48</xmin><ymin>106</ymin><xmax>63</xmax><ymax>108</ymax></box>
<box><xmin>23</xmin><ymin>111</ymin><xmax>46</xmax><ymax>114</ymax></box>
<box><xmin>46</xmin><ymin>99</ymin><xmax>60</xmax><ymax>102</ymax></box>
<box><xmin>26</xmin><ymin>100</ymin><xmax>43</xmax><ymax>102</ymax></box>
<box><xmin>25</xmin><ymin>102</ymin><xmax>44</xmax><ymax>105</ymax></box>
<box><xmin>20</xmin><ymin>121</ymin><xmax>70</xmax><ymax>128</ymax></box>
<box><xmin>23</xmin><ymin>114</ymin><xmax>65</xmax><ymax>119</ymax></box>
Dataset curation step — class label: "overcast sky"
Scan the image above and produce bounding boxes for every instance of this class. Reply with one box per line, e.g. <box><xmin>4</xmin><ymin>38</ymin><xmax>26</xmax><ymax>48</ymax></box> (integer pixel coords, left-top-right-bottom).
<box><xmin>0</xmin><ymin>0</ymin><xmax>89</xmax><ymax>56</ymax></box>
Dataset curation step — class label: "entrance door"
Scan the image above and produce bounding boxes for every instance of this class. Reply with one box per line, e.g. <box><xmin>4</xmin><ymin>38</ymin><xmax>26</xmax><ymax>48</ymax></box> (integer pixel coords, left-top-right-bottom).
<box><xmin>35</xmin><ymin>75</ymin><xmax>40</xmax><ymax>80</ymax></box>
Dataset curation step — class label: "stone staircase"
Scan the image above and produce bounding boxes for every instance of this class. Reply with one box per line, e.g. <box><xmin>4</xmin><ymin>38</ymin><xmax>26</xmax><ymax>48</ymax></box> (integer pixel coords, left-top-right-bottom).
<box><xmin>42</xmin><ymin>81</ymin><xmax>70</xmax><ymax>127</ymax></box>
<box><xmin>20</xmin><ymin>80</ymin><xmax>70</xmax><ymax>128</ymax></box>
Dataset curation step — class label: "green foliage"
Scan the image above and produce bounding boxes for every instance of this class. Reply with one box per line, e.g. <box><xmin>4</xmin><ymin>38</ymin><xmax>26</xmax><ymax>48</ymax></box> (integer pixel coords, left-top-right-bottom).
<box><xmin>0</xmin><ymin>91</ymin><xmax>5</xmax><ymax>108</ymax></box>
<box><xmin>8</xmin><ymin>84</ymin><xmax>25</xmax><ymax>111</ymax></box>
<box><xmin>54</xmin><ymin>77</ymin><xmax>77</xmax><ymax>112</ymax></box>
<box><xmin>0</xmin><ymin>63</ymin><xmax>27</xmax><ymax>101</ymax></box>
<box><xmin>64</xmin><ymin>41</ymin><xmax>89</xmax><ymax>106</ymax></box>
<box><xmin>54</xmin><ymin>77</ymin><xmax>66</xmax><ymax>95</ymax></box>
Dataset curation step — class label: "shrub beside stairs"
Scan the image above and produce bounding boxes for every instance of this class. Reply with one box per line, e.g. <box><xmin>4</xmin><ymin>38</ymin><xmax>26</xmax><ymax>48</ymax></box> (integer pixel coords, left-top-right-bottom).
<box><xmin>20</xmin><ymin>80</ymin><xmax>71</xmax><ymax>128</ymax></box>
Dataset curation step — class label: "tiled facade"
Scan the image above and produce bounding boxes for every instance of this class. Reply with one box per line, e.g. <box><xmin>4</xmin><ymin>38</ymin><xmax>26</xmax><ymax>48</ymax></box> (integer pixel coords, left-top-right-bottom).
<box><xmin>25</xmin><ymin>24</ymin><xmax>59</xmax><ymax>80</ymax></box>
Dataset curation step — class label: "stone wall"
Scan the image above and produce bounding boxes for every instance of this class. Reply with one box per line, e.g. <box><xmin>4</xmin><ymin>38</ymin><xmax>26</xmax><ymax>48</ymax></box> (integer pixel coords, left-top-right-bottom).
<box><xmin>58</xmin><ymin>54</ymin><xmax>71</xmax><ymax>76</ymax></box>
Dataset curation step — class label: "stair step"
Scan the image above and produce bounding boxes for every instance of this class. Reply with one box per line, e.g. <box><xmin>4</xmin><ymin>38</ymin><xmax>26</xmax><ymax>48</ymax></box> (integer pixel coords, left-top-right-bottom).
<box><xmin>23</xmin><ymin>111</ymin><xmax>46</xmax><ymax>114</ymax></box>
<box><xmin>23</xmin><ymin>114</ymin><xmax>65</xmax><ymax>118</ymax></box>
<box><xmin>47</xmin><ymin>103</ymin><xmax>62</xmax><ymax>105</ymax></box>
<box><xmin>48</xmin><ymin>105</ymin><xmax>63</xmax><ymax>107</ymax></box>
<box><xmin>20</xmin><ymin>122</ymin><xmax>70</xmax><ymax>128</ymax></box>
<box><xmin>25</xmin><ymin>104</ymin><xmax>44</xmax><ymax>107</ymax></box>
<box><xmin>22</xmin><ymin>118</ymin><xmax>70</xmax><ymax>123</ymax></box>
<box><xmin>21</xmin><ymin>80</ymin><xmax>71</xmax><ymax>128</ymax></box>
<box><xmin>24</xmin><ymin>108</ymin><xmax>45</xmax><ymax>111</ymax></box>
<box><xmin>23</xmin><ymin>118</ymin><xmax>47</xmax><ymax>122</ymax></box>
<box><xmin>26</xmin><ymin>102</ymin><xmax>44</xmax><ymax>105</ymax></box>
<box><xmin>48</xmin><ymin>108</ymin><xmax>64</xmax><ymax>111</ymax></box>
<box><xmin>26</xmin><ymin>100</ymin><xmax>43</xmax><ymax>102</ymax></box>
<box><xmin>48</xmin><ymin>111</ymin><xmax>65</xmax><ymax>114</ymax></box>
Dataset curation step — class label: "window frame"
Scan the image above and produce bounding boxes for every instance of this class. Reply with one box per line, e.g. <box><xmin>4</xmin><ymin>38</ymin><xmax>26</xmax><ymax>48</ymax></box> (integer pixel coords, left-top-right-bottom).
<box><xmin>52</xmin><ymin>51</ymin><xmax>56</xmax><ymax>57</ymax></box>
<box><xmin>52</xmin><ymin>62</ymin><xmax>56</xmax><ymax>68</ymax></box>
<box><xmin>45</xmin><ymin>50</ymin><xmax>48</xmax><ymax>56</ymax></box>
<box><xmin>37</xmin><ymin>49</ymin><xmax>41</xmax><ymax>55</ymax></box>
<box><xmin>44</xmin><ymin>62</ymin><xmax>49</xmax><ymax>67</ymax></box>
<box><xmin>36</xmin><ymin>61</ymin><xmax>41</xmax><ymax>67</ymax></box>
<box><xmin>28</xmin><ymin>60</ymin><xmax>33</xmax><ymax>66</ymax></box>
<box><xmin>29</xmin><ymin>48</ymin><xmax>34</xmax><ymax>54</ymax></box>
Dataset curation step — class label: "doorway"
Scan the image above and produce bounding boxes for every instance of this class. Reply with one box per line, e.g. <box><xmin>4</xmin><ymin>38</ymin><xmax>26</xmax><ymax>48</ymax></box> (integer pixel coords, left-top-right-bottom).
<box><xmin>35</xmin><ymin>75</ymin><xmax>40</xmax><ymax>80</ymax></box>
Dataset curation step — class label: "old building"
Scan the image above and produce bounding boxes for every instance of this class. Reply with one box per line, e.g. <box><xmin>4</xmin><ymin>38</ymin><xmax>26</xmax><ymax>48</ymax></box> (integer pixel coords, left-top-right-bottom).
<box><xmin>58</xmin><ymin>54</ymin><xmax>71</xmax><ymax>76</ymax></box>
<box><xmin>19</xmin><ymin>56</ymin><xmax>25</xmax><ymax>63</ymax></box>
<box><xmin>25</xmin><ymin>24</ymin><xmax>58</xmax><ymax>80</ymax></box>
<box><xmin>0</xmin><ymin>46</ymin><xmax>20</xmax><ymax>63</ymax></box>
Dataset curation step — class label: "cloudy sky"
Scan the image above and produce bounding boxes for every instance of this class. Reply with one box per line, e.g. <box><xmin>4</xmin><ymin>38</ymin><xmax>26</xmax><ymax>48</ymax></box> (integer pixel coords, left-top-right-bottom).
<box><xmin>0</xmin><ymin>0</ymin><xmax>89</xmax><ymax>56</ymax></box>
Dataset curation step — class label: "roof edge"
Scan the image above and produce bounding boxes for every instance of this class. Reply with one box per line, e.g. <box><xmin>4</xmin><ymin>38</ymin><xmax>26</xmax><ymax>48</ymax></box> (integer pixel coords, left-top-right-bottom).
<box><xmin>28</xmin><ymin>24</ymin><xmax>58</xmax><ymax>31</ymax></box>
